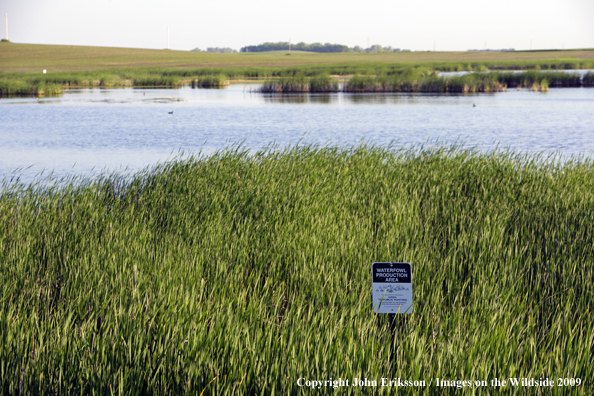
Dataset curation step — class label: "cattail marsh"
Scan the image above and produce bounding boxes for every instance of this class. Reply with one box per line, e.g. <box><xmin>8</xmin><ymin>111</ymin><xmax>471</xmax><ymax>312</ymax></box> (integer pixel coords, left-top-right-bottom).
<box><xmin>1</xmin><ymin>144</ymin><xmax>593</xmax><ymax>394</ymax></box>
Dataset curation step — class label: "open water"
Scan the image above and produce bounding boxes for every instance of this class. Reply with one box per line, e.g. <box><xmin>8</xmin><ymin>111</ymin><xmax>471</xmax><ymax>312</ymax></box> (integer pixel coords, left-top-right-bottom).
<box><xmin>1</xmin><ymin>85</ymin><xmax>593</xmax><ymax>183</ymax></box>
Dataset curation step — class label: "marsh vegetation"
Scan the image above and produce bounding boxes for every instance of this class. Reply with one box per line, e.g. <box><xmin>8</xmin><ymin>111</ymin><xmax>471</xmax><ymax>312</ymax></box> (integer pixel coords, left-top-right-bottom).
<box><xmin>259</xmin><ymin>74</ymin><xmax>339</xmax><ymax>93</ymax></box>
<box><xmin>2</xmin><ymin>63</ymin><xmax>593</xmax><ymax>97</ymax></box>
<box><xmin>255</xmin><ymin>69</ymin><xmax>594</xmax><ymax>94</ymax></box>
<box><xmin>191</xmin><ymin>75</ymin><xmax>229</xmax><ymax>88</ymax></box>
<box><xmin>1</xmin><ymin>144</ymin><xmax>593</xmax><ymax>394</ymax></box>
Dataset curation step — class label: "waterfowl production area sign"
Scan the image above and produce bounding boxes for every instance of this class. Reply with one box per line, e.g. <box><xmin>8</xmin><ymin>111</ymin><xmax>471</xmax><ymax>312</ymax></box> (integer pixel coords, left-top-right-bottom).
<box><xmin>372</xmin><ymin>262</ymin><xmax>413</xmax><ymax>314</ymax></box>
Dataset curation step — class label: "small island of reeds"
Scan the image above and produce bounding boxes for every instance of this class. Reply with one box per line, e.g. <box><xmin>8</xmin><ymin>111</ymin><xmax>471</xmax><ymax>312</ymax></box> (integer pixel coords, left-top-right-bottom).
<box><xmin>1</xmin><ymin>144</ymin><xmax>593</xmax><ymax>394</ymax></box>
<box><xmin>256</xmin><ymin>69</ymin><xmax>594</xmax><ymax>94</ymax></box>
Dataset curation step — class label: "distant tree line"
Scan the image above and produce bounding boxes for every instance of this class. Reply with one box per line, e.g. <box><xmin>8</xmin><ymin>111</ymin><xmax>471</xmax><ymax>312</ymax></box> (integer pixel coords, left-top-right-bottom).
<box><xmin>239</xmin><ymin>42</ymin><xmax>408</xmax><ymax>53</ymax></box>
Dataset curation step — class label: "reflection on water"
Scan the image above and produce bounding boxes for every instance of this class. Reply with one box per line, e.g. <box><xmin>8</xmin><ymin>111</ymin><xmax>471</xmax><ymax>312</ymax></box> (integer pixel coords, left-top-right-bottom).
<box><xmin>2</xmin><ymin>85</ymin><xmax>594</xmax><ymax>183</ymax></box>
<box><xmin>261</xmin><ymin>92</ymin><xmax>490</xmax><ymax>105</ymax></box>
<box><xmin>440</xmin><ymin>69</ymin><xmax>594</xmax><ymax>77</ymax></box>
<box><xmin>262</xmin><ymin>93</ymin><xmax>338</xmax><ymax>104</ymax></box>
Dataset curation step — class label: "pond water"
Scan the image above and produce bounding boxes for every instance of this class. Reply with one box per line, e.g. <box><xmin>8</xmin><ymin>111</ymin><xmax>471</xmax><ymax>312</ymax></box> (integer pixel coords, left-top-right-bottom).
<box><xmin>1</xmin><ymin>85</ymin><xmax>593</xmax><ymax>183</ymax></box>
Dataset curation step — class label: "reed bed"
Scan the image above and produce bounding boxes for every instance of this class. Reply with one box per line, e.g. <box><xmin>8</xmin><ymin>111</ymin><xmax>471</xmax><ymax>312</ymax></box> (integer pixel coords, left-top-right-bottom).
<box><xmin>1</xmin><ymin>59</ymin><xmax>593</xmax><ymax>95</ymax></box>
<box><xmin>260</xmin><ymin>74</ymin><xmax>309</xmax><ymax>93</ymax></box>
<box><xmin>1</xmin><ymin>144</ymin><xmax>593</xmax><ymax>395</ymax></box>
<box><xmin>191</xmin><ymin>75</ymin><xmax>229</xmax><ymax>88</ymax></box>
<box><xmin>0</xmin><ymin>79</ymin><xmax>63</xmax><ymax>96</ymax></box>
<box><xmin>343</xmin><ymin>73</ymin><xmax>506</xmax><ymax>93</ymax></box>
<box><xmin>308</xmin><ymin>74</ymin><xmax>340</xmax><ymax>93</ymax></box>
<box><xmin>341</xmin><ymin>70</ymin><xmax>594</xmax><ymax>93</ymax></box>
<box><xmin>489</xmin><ymin>71</ymin><xmax>583</xmax><ymax>88</ymax></box>
<box><xmin>0</xmin><ymin>79</ymin><xmax>32</xmax><ymax>95</ymax></box>
<box><xmin>132</xmin><ymin>75</ymin><xmax>181</xmax><ymax>87</ymax></box>
<box><xmin>583</xmin><ymin>72</ymin><xmax>594</xmax><ymax>87</ymax></box>
<box><xmin>151</xmin><ymin>58</ymin><xmax>593</xmax><ymax>78</ymax></box>
<box><xmin>259</xmin><ymin>74</ymin><xmax>338</xmax><ymax>93</ymax></box>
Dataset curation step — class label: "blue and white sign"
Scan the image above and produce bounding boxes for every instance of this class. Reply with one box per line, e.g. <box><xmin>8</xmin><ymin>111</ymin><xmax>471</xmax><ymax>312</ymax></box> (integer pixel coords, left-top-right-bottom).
<box><xmin>371</xmin><ymin>262</ymin><xmax>413</xmax><ymax>314</ymax></box>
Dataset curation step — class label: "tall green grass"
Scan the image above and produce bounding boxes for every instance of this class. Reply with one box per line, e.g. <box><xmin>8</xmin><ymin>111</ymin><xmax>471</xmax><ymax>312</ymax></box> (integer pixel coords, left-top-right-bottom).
<box><xmin>344</xmin><ymin>73</ymin><xmax>506</xmax><ymax>93</ymax></box>
<box><xmin>583</xmin><ymin>72</ymin><xmax>594</xmax><ymax>87</ymax></box>
<box><xmin>132</xmin><ymin>75</ymin><xmax>181</xmax><ymax>87</ymax></box>
<box><xmin>0</xmin><ymin>79</ymin><xmax>63</xmax><ymax>96</ymax></box>
<box><xmin>491</xmin><ymin>71</ymin><xmax>583</xmax><ymax>88</ymax></box>
<box><xmin>308</xmin><ymin>74</ymin><xmax>340</xmax><ymax>93</ymax></box>
<box><xmin>259</xmin><ymin>74</ymin><xmax>338</xmax><ymax>93</ymax></box>
<box><xmin>191</xmin><ymin>75</ymin><xmax>229</xmax><ymax>88</ymax></box>
<box><xmin>1</xmin><ymin>144</ymin><xmax>593</xmax><ymax>394</ymax></box>
<box><xmin>342</xmin><ymin>70</ymin><xmax>593</xmax><ymax>93</ymax></box>
<box><xmin>0</xmin><ymin>79</ymin><xmax>32</xmax><ymax>95</ymax></box>
<box><xmin>260</xmin><ymin>74</ymin><xmax>309</xmax><ymax>93</ymax></box>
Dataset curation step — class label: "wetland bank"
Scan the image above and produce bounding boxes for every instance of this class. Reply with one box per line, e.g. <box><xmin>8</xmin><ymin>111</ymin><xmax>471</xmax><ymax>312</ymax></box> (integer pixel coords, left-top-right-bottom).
<box><xmin>2</xmin><ymin>42</ymin><xmax>594</xmax><ymax>96</ymax></box>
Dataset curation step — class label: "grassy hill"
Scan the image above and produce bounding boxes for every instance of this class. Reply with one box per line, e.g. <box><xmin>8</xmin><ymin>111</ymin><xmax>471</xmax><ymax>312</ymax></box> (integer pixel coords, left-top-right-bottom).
<box><xmin>1</xmin><ymin>41</ymin><xmax>594</xmax><ymax>73</ymax></box>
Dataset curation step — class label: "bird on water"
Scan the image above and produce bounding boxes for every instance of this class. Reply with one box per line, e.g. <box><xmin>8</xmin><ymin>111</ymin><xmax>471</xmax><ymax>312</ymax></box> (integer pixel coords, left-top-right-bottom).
<box><xmin>473</xmin><ymin>103</ymin><xmax>476</xmax><ymax>107</ymax></box>
<box><xmin>168</xmin><ymin>111</ymin><xmax>174</xmax><ymax>114</ymax></box>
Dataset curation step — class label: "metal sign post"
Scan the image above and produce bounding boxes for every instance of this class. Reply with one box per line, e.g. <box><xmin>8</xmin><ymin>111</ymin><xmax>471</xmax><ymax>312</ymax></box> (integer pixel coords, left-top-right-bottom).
<box><xmin>372</xmin><ymin>262</ymin><xmax>413</xmax><ymax>366</ymax></box>
<box><xmin>371</xmin><ymin>262</ymin><xmax>413</xmax><ymax>314</ymax></box>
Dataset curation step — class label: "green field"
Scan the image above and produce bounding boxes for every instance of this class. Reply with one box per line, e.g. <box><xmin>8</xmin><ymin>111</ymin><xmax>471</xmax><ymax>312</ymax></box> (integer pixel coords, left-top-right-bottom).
<box><xmin>1</xmin><ymin>145</ymin><xmax>593</xmax><ymax>394</ymax></box>
<box><xmin>1</xmin><ymin>42</ymin><xmax>594</xmax><ymax>73</ymax></box>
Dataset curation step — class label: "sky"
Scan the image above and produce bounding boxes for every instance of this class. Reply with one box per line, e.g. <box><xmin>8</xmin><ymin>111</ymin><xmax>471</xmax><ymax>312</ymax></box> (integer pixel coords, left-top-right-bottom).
<box><xmin>2</xmin><ymin>0</ymin><xmax>593</xmax><ymax>52</ymax></box>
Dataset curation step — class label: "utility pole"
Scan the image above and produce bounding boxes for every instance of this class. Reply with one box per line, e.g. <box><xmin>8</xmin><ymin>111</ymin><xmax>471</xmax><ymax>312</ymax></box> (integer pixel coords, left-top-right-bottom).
<box><xmin>167</xmin><ymin>26</ymin><xmax>170</xmax><ymax>49</ymax></box>
<box><xmin>289</xmin><ymin>38</ymin><xmax>291</xmax><ymax>52</ymax></box>
<box><xmin>434</xmin><ymin>41</ymin><xmax>436</xmax><ymax>51</ymax></box>
<box><xmin>5</xmin><ymin>13</ymin><xmax>7</xmax><ymax>41</ymax></box>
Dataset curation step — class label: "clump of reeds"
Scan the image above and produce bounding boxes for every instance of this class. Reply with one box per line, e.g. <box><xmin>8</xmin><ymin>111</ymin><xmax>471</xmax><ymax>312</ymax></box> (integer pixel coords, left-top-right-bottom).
<box><xmin>308</xmin><ymin>74</ymin><xmax>339</xmax><ymax>93</ymax></box>
<box><xmin>96</xmin><ymin>74</ymin><xmax>126</xmax><ymax>87</ymax></box>
<box><xmin>0</xmin><ymin>80</ymin><xmax>63</xmax><ymax>96</ymax></box>
<box><xmin>132</xmin><ymin>75</ymin><xmax>181</xmax><ymax>87</ymax></box>
<box><xmin>191</xmin><ymin>74</ymin><xmax>229</xmax><ymax>88</ymax></box>
<box><xmin>342</xmin><ymin>75</ymin><xmax>380</xmax><ymax>92</ymax></box>
<box><xmin>259</xmin><ymin>74</ymin><xmax>309</xmax><ymax>93</ymax></box>
<box><xmin>583</xmin><ymin>71</ymin><xmax>594</xmax><ymax>87</ymax></box>
<box><xmin>343</xmin><ymin>73</ymin><xmax>506</xmax><ymax>93</ymax></box>
<box><xmin>0</xmin><ymin>79</ymin><xmax>32</xmax><ymax>95</ymax></box>
<box><xmin>35</xmin><ymin>82</ymin><xmax>63</xmax><ymax>95</ymax></box>
<box><xmin>472</xmin><ymin>70</ymin><xmax>583</xmax><ymax>89</ymax></box>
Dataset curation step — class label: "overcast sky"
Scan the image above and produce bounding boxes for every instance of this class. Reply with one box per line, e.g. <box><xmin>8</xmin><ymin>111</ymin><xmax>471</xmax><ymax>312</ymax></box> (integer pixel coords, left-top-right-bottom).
<box><xmin>2</xmin><ymin>0</ymin><xmax>593</xmax><ymax>52</ymax></box>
